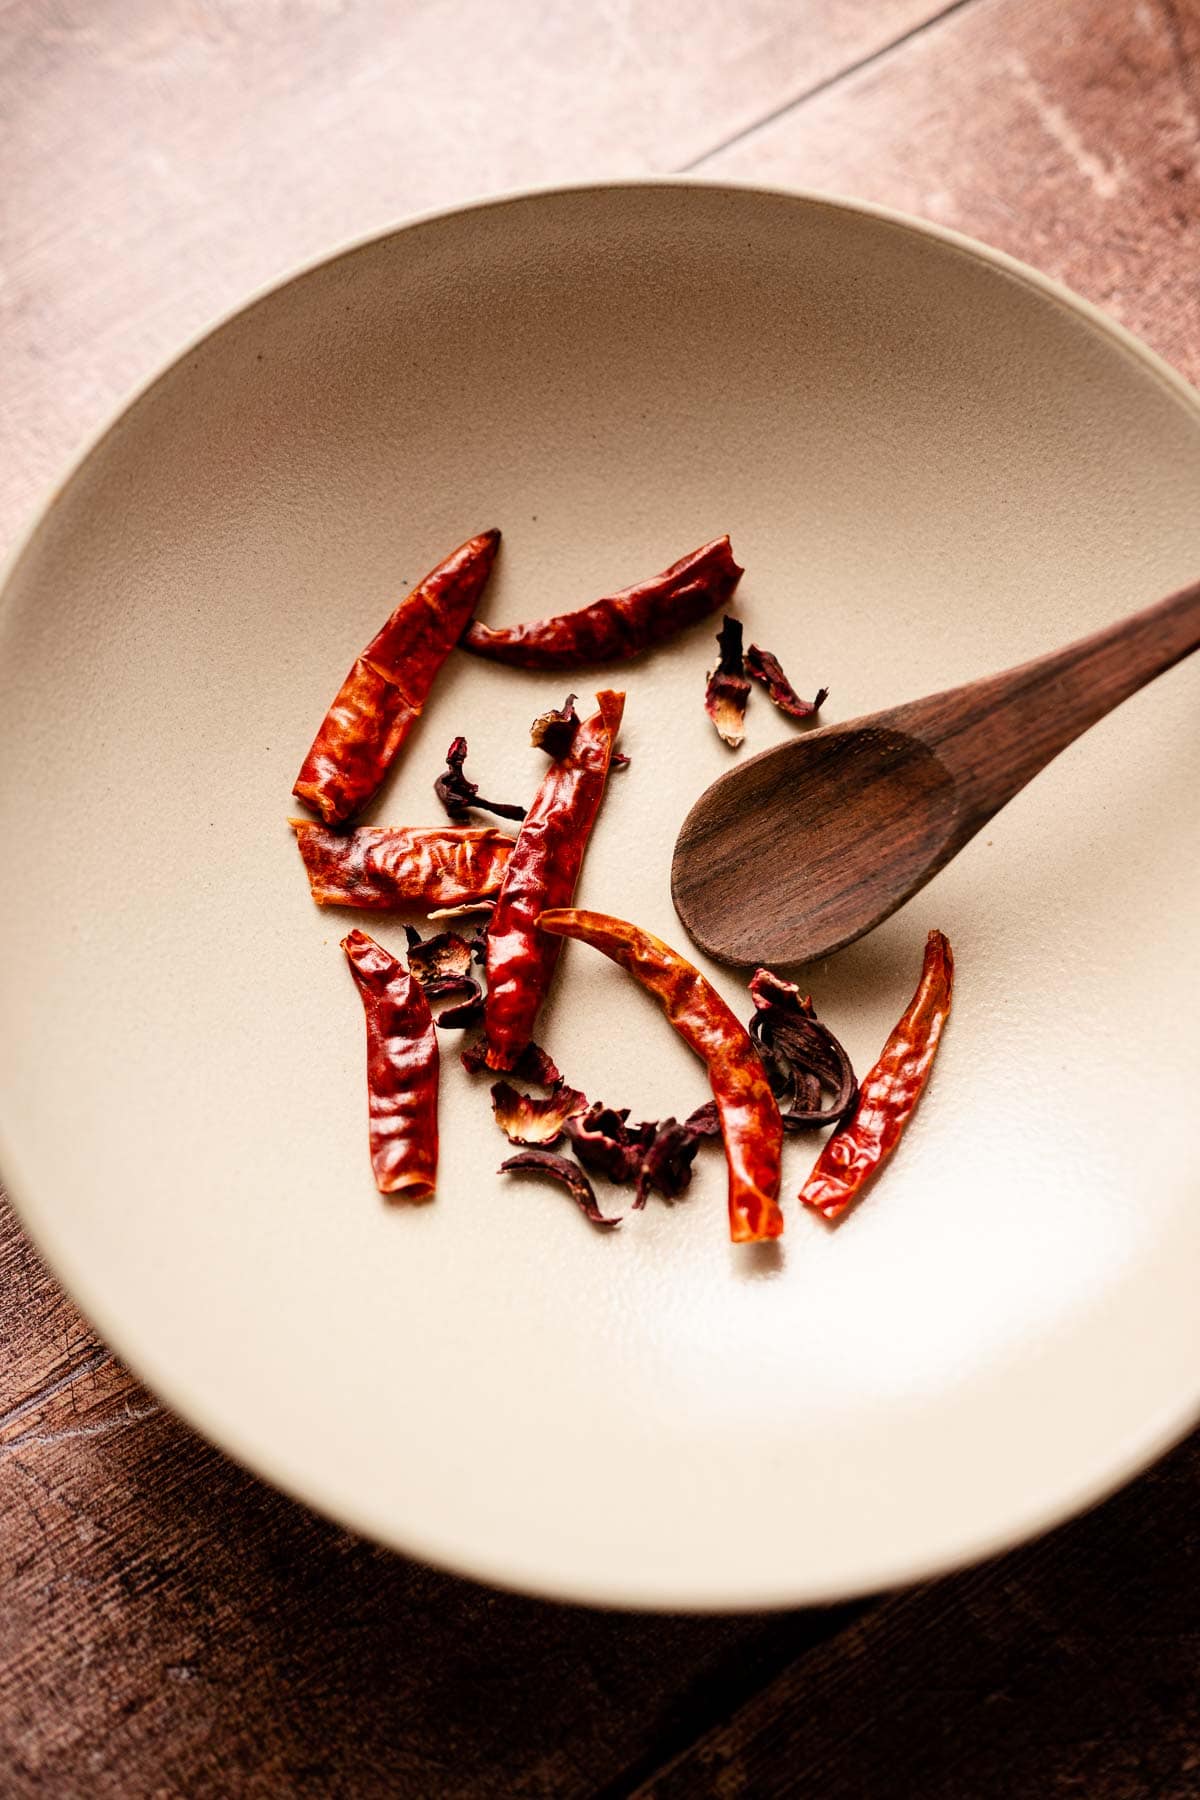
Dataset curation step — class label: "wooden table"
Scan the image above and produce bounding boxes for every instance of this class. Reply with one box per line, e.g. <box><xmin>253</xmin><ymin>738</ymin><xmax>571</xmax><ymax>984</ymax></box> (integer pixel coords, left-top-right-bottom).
<box><xmin>3</xmin><ymin>3</ymin><xmax>1199</xmax><ymax>1792</ymax></box>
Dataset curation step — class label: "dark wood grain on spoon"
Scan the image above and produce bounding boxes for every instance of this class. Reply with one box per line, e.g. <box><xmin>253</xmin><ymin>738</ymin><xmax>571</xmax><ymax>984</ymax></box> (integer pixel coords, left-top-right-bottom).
<box><xmin>672</xmin><ymin>576</ymin><xmax>1200</xmax><ymax>967</ymax></box>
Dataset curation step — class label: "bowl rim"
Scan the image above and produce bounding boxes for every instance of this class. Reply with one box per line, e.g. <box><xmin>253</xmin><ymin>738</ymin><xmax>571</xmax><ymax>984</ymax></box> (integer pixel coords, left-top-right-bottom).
<box><xmin>3</xmin><ymin>177</ymin><xmax>1199</xmax><ymax>1612</ymax></box>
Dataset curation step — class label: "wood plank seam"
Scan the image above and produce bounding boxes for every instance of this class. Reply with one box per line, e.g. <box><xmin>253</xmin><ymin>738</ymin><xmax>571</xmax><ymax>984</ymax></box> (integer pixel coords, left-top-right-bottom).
<box><xmin>678</xmin><ymin>0</ymin><xmax>987</xmax><ymax>171</ymax></box>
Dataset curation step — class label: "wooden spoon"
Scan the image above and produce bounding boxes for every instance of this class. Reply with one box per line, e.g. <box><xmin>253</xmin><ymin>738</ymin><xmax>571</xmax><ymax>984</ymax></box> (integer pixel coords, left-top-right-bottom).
<box><xmin>671</xmin><ymin>576</ymin><xmax>1200</xmax><ymax>967</ymax></box>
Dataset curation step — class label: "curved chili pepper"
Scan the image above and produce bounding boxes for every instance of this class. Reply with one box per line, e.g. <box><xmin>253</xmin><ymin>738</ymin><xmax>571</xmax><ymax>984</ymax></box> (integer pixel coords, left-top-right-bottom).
<box><xmin>799</xmin><ymin>930</ymin><xmax>953</xmax><ymax>1222</ymax></box>
<box><xmin>342</xmin><ymin>929</ymin><xmax>439</xmax><ymax>1199</ymax></box>
<box><xmin>483</xmin><ymin>690</ymin><xmax>624</xmax><ymax>1070</ymax></box>
<box><xmin>293</xmin><ymin>821</ymin><xmax>514</xmax><ymax>911</ymax></box>
<box><xmin>294</xmin><ymin>529</ymin><xmax>500</xmax><ymax>825</ymax></box>
<box><xmin>460</xmin><ymin>537</ymin><xmax>741</xmax><ymax>669</ymax></box>
<box><xmin>536</xmin><ymin>909</ymin><xmax>783</xmax><ymax>1243</ymax></box>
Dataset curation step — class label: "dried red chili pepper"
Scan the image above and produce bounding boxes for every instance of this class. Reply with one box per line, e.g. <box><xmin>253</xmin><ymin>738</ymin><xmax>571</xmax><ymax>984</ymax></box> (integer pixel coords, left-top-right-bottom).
<box><xmin>799</xmin><ymin>930</ymin><xmax>954</xmax><ymax>1222</ymax></box>
<box><xmin>462</xmin><ymin>537</ymin><xmax>742</xmax><ymax>669</ymax></box>
<box><xmin>483</xmin><ymin>690</ymin><xmax>624</xmax><ymax>1070</ymax></box>
<box><xmin>748</xmin><ymin>968</ymin><xmax>857</xmax><ymax>1130</ymax></box>
<box><xmin>294</xmin><ymin>529</ymin><xmax>500</xmax><ymax>825</ymax></box>
<box><xmin>536</xmin><ymin>910</ymin><xmax>783</xmax><ymax>1242</ymax></box>
<box><xmin>292</xmin><ymin>821</ymin><xmax>514</xmax><ymax>911</ymax></box>
<box><xmin>342</xmin><ymin>929</ymin><xmax>439</xmax><ymax>1199</ymax></box>
<box><xmin>705</xmin><ymin>616</ymin><xmax>751</xmax><ymax>747</ymax></box>
<box><xmin>435</xmin><ymin>736</ymin><xmax>526</xmax><ymax>824</ymax></box>
<box><xmin>490</xmin><ymin>1079</ymin><xmax>588</xmax><ymax>1146</ymax></box>
<box><xmin>530</xmin><ymin>695</ymin><xmax>580</xmax><ymax>759</ymax></box>
<box><xmin>745</xmin><ymin>644</ymin><xmax>828</xmax><ymax>721</ymax></box>
<box><xmin>498</xmin><ymin>1149</ymin><xmax>621</xmax><ymax>1230</ymax></box>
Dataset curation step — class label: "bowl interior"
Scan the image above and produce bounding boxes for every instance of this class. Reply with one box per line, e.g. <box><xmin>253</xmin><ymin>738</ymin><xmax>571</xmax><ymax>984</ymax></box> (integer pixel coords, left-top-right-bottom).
<box><xmin>2</xmin><ymin>184</ymin><xmax>1200</xmax><ymax>1608</ymax></box>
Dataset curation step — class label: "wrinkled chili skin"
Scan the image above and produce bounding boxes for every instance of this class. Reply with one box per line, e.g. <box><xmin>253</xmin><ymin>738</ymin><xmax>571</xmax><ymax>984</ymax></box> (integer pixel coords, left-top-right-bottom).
<box><xmin>293</xmin><ymin>821</ymin><xmax>514</xmax><ymax>911</ymax></box>
<box><xmin>537</xmin><ymin>909</ymin><xmax>783</xmax><ymax>1243</ymax></box>
<box><xmin>799</xmin><ymin>930</ymin><xmax>953</xmax><ymax>1222</ymax></box>
<box><xmin>483</xmin><ymin>691</ymin><xmax>624</xmax><ymax>1071</ymax></box>
<box><xmin>294</xmin><ymin>529</ymin><xmax>500</xmax><ymax>825</ymax></box>
<box><xmin>461</xmin><ymin>537</ymin><xmax>742</xmax><ymax>669</ymax></box>
<box><xmin>342</xmin><ymin>929</ymin><xmax>439</xmax><ymax>1199</ymax></box>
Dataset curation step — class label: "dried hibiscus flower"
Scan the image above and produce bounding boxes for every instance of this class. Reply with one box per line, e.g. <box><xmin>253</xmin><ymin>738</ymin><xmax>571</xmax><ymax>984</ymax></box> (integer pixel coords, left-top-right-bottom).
<box><xmin>748</xmin><ymin>967</ymin><xmax>857</xmax><ymax>1129</ymax></box>
<box><xmin>499</xmin><ymin>1149</ymin><xmax>621</xmax><ymax>1230</ymax></box>
<box><xmin>404</xmin><ymin>926</ymin><xmax>485</xmax><ymax>1030</ymax></box>
<box><xmin>745</xmin><ymin>644</ymin><xmax>827</xmax><ymax>720</ymax></box>
<box><xmin>435</xmin><ymin>736</ymin><xmax>526</xmax><ymax>824</ymax></box>
<box><xmin>530</xmin><ymin>694</ymin><xmax>581</xmax><ymax>759</ymax></box>
<box><xmin>490</xmin><ymin>1078</ymin><xmax>588</xmax><ymax>1146</ymax></box>
<box><xmin>563</xmin><ymin>1104</ymin><xmax>656</xmax><ymax>1185</ymax></box>
<box><xmin>462</xmin><ymin>1035</ymin><xmax>563</xmax><ymax>1084</ymax></box>
<box><xmin>683</xmin><ymin>1100</ymin><xmax>720</xmax><ymax>1138</ymax></box>
<box><xmin>634</xmin><ymin>1118</ymin><xmax>705</xmax><ymax>1208</ymax></box>
<box><xmin>704</xmin><ymin>616</ymin><xmax>751</xmax><ymax>748</ymax></box>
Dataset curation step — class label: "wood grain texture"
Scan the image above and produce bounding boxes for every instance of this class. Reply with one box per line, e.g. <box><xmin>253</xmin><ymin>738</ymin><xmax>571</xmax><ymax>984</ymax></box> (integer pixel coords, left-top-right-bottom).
<box><xmin>634</xmin><ymin>1428</ymin><xmax>1200</xmax><ymax>1799</ymax></box>
<box><xmin>705</xmin><ymin>0</ymin><xmax>1200</xmax><ymax>384</ymax></box>
<box><xmin>1</xmin><ymin>1187</ymin><xmax>859</xmax><ymax>1797</ymax></box>
<box><xmin>4</xmin><ymin>0</ymin><xmax>1200</xmax><ymax>1792</ymax></box>
<box><xmin>0</xmin><ymin>0</ymin><xmax>946</xmax><ymax>549</ymax></box>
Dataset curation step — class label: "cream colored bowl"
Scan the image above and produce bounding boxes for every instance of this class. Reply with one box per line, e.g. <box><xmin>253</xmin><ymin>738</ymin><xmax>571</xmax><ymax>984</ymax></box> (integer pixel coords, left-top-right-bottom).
<box><xmin>2</xmin><ymin>184</ymin><xmax>1198</xmax><ymax>1609</ymax></box>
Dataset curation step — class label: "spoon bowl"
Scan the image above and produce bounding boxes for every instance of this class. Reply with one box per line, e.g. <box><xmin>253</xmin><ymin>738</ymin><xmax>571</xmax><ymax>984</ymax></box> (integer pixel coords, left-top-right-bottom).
<box><xmin>673</xmin><ymin>574</ymin><xmax>1200</xmax><ymax>966</ymax></box>
<box><xmin>673</xmin><ymin>724</ymin><xmax>959</xmax><ymax>964</ymax></box>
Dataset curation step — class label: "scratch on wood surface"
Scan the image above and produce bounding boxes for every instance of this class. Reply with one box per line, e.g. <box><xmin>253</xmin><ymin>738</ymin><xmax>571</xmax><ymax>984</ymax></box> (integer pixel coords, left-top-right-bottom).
<box><xmin>0</xmin><ymin>1347</ymin><xmax>111</xmax><ymax>1435</ymax></box>
<box><xmin>0</xmin><ymin>1400</ymin><xmax>159</xmax><ymax>1462</ymax></box>
<box><xmin>1006</xmin><ymin>52</ymin><xmax>1127</xmax><ymax>197</ymax></box>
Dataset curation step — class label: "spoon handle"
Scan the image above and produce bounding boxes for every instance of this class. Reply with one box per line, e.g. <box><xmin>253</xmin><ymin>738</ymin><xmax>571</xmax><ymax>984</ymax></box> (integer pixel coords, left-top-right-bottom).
<box><xmin>884</xmin><ymin>574</ymin><xmax>1200</xmax><ymax>822</ymax></box>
